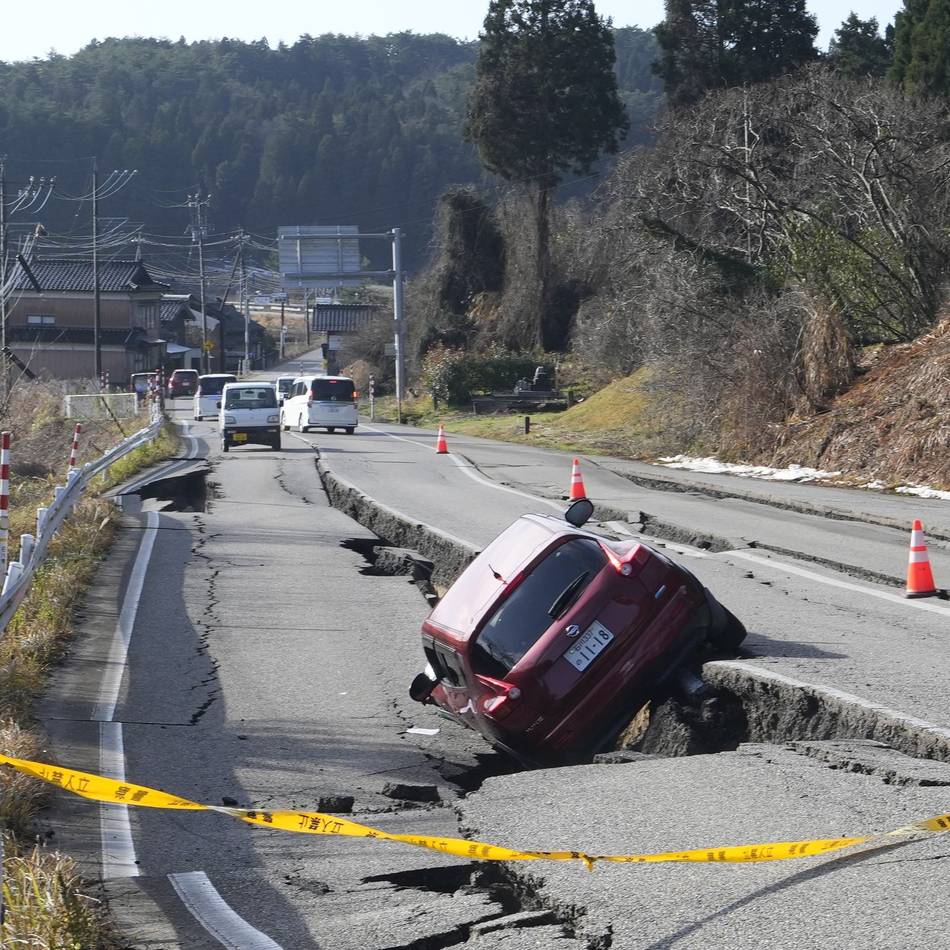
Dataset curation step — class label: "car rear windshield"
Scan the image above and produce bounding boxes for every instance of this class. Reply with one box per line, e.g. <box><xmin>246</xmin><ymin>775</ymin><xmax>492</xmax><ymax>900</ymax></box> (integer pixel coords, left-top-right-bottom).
<box><xmin>223</xmin><ymin>387</ymin><xmax>277</xmax><ymax>410</ymax></box>
<box><xmin>311</xmin><ymin>379</ymin><xmax>354</xmax><ymax>401</ymax></box>
<box><xmin>472</xmin><ymin>538</ymin><xmax>606</xmax><ymax>678</ymax></box>
<box><xmin>173</xmin><ymin>370</ymin><xmax>198</xmax><ymax>379</ymax></box>
<box><xmin>198</xmin><ymin>376</ymin><xmax>236</xmax><ymax>395</ymax></box>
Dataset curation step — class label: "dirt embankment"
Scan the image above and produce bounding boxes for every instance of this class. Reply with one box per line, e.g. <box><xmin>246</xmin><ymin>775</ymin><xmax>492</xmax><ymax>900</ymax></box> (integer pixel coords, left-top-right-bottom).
<box><xmin>766</xmin><ymin>319</ymin><xmax>950</xmax><ymax>488</ymax></box>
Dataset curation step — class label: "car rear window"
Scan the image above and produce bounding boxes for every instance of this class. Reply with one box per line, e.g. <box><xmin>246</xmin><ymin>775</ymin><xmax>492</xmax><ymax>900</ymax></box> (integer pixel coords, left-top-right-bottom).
<box><xmin>223</xmin><ymin>387</ymin><xmax>277</xmax><ymax>409</ymax></box>
<box><xmin>198</xmin><ymin>375</ymin><xmax>236</xmax><ymax>395</ymax></box>
<box><xmin>173</xmin><ymin>370</ymin><xmax>198</xmax><ymax>380</ymax></box>
<box><xmin>311</xmin><ymin>379</ymin><xmax>354</xmax><ymax>401</ymax></box>
<box><xmin>472</xmin><ymin>538</ymin><xmax>606</xmax><ymax>678</ymax></box>
<box><xmin>277</xmin><ymin>378</ymin><xmax>294</xmax><ymax>395</ymax></box>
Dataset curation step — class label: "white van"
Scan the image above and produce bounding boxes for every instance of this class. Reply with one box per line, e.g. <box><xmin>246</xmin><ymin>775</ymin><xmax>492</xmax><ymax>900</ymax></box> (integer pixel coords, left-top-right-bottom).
<box><xmin>219</xmin><ymin>382</ymin><xmax>281</xmax><ymax>452</ymax></box>
<box><xmin>280</xmin><ymin>375</ymin><xmax>358</xmax><ymax>434</ymax></box>
<box><xmin>194</xmin><ymin>374</ymin><xmax>237</xmax><ymax>420</ymax></box>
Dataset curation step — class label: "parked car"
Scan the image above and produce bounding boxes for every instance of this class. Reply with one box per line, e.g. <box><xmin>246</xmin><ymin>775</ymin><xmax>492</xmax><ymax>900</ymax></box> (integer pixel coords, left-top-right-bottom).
<box><xmin>219</xmin><ymin>382</ymin><xmax>281</xmax><ymax>452</ymax></box>
<box><xmin>280</xmin><ymin>375</ymin><xmax>358</xmax><ymax>434</ymax></box>
<box><xmin>167</xmin><ymin>368</ymin><xmax>199</xmax><ymax>398</ymax></box>
<box><xmin>129</xmin><ymin>372</ymin><xmax>159</xmax><ymax>403</ymax></box>
<box><xmin>409</xmin><ymin>499</ymin><xmax>745</xmax><ymax>765</ymax></box>
<box><xmin>274</xmin><ymin>375</ymin><xmax>296</xmax><ymax>403</ymax></box>
<box><xmin>193</xmin><ymin>374</ymin><xmax>237</xmax><ymax>420</ymax></box>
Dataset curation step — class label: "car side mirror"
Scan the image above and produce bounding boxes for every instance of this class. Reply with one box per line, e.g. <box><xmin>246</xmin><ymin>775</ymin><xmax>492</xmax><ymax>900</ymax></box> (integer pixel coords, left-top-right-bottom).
<box><xmin>409</xmin><ymin>672</ymin><xmax>438</xmax><ymax>704</ymax></box>
<box><xmin>565</xmin><ymin>497</ymin><xmax>594</xmax><ymax>527</ymax></box>
<box><xmin>216</xmin><ymin>401</ymin><xmax>221</xmax><ymax>409</ymax></box>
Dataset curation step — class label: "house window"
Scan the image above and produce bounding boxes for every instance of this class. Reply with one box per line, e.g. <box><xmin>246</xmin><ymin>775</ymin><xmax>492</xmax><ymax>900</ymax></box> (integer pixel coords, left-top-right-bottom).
<box><xmin>26</xmin><ymin>314</ymin><xmax>56</xmax><ymax>325</ymax></box>
<box><xmin>137</xmin><ymin>302</ymin><xmax>157</xmax><ymax>330</ymax></box>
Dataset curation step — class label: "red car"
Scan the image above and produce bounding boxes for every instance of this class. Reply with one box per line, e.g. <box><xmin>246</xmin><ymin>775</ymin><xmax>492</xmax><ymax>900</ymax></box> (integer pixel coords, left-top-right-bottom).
<box><xmin>409</xmin><ymin>499</ymin><xmax>745</xmax><ymax>764</ymax></box>
<box><xmin>167</xmin><ymin>368</ymin><xmax>199</xmax><ymax>398</ymax></box>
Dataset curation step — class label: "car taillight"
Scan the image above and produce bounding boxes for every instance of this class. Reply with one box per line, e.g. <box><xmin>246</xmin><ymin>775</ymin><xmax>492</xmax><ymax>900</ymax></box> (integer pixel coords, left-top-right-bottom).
<box><xmin>352</xmin><ymin>391</ymin><xmax>360</xmax><ymax>400</ymax></box>
<box><xmin>600</xmin><ymin>541</ymin><xmax>648</xmax><ymax>576</ymax></box>
<box><xmin>476</xmin><ymin>675</ymin><xmax>522</xmax><ymax>721</ymax></box>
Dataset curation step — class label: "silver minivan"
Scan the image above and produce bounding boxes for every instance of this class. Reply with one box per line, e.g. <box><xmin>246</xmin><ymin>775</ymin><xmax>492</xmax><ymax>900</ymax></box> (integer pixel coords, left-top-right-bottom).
<box><xmin>280</xmin><ymin>375</ymin><xmax>358</xmax><ymax>434</ymax></box>
<box><xmin>193</xmin><ymin>374</ymin><xmax>237</xmax><ymax>420</ymax></box>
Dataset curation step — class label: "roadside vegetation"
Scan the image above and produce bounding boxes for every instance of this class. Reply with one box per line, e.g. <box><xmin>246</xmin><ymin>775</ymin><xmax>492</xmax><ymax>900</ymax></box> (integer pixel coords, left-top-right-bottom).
<box><xmin>349</xmin><ymin>1</ymin><xmax>950</xmax><ymax>492</ymax></box>
<box><xmin>0</xmin><ymin>379</ymin><xmax>178</xmax><ymax>949</ymax></box>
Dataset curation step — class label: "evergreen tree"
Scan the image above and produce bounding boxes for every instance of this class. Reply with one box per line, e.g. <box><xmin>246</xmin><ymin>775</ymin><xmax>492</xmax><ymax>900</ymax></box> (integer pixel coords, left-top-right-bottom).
<box><xmin>464</xmin><ymin>0</ymin><xmax>628</xmax><ymax>349</ymax></box>
<box><xmin>654</xmin><ymin>0</ymin><xmax>818</xmax><ymax>108</ymax></box>
<box><xmin>890</xmin><ymin>0</ymin><xmax>950</xmax><ymax>96</ymax></box>
<box><xmin>828</xmin><ymin>14</ymin><xmax>892</xmax><ymax>78</ymax></box>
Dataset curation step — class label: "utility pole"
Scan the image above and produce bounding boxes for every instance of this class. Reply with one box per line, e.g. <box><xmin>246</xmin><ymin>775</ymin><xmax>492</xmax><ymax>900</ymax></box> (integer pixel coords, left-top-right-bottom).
<box><xmin>304</xmin><ymin>288</ymin><xmax>311</xmax><ymax>349</ymax></box>
<box><xmin>279</xmin><ymin>298</ymin><xmax>285</xmax><ymax>361</ymax></box>
<box><xmin>188</xmin><ymin>193</ymin><xmax>211</xmax><ymax>373</ymax></box>
<box><xmin>240</xmin><ymin>230</ymin><xmax>250</xmax><ymax>374</ymax></box>
<box><xmin>392</xmin><ymin>227</ymin><xmax>405</xmax><ymax>424</ymax></box>
<box><xmin>92</xmin><ymin>158</ymin><xmax>101</xmax><ymax>382</ymax></box>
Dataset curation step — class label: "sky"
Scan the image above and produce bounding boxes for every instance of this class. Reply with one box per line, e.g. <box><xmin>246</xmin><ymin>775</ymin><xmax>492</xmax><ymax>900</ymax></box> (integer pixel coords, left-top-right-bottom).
<box><xmin>0</xmin><ymin>1</ymin><xmax>906</xmax><ymax>63</ymax></box>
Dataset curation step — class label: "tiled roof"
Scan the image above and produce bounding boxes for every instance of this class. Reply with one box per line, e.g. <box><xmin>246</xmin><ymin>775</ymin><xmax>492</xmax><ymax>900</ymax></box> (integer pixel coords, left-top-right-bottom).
<box><xmin>312</xmin><ymin>304</ymin><xmax>380</xmax><ymax>332</ymax></box>
<box><xmin>160</xmin><ymin>299</ymin><xmax>195</xmax><ymax>324</ymax></box>
<box><xmin>8</xmin><ymin>258</ymin><xmax>169</xmax><ymax>293</ymax></box>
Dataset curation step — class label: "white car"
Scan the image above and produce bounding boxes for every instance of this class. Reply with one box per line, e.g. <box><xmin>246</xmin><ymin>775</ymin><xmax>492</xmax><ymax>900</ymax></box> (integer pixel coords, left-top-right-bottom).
<box><xmin>219</xmin><ymin>382</ymin><xmax>281</xmax><ymax>452</ymax></box>
<box><xmin>280</xmin><ymin>375</ymin><xmax>359</xmax><ymax>434</ymax></box>
<box><xmin>274</xmin><ymin>375</ymin><xmax>296</xmax><ymax>404</ymax></box>
<box><xmin>193</xmin><ymin>374</ymin><xmax>237</xmax><ymax>420</ymax></box>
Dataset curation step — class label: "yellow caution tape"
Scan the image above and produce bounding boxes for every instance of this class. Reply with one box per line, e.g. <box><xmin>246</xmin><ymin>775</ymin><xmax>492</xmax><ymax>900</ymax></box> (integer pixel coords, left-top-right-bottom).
<box><xmin>3</xmin><ymin>752</ymin><xmax>948</xmax><ymax>870</ymax></box>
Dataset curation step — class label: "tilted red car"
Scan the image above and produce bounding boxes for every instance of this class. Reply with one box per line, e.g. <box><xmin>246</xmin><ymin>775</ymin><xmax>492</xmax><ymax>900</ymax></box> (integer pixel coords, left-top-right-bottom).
<box><xmin>409</xmin><ymin>499</ymin><xmax>745</xmax><ymax>764</ymax></box>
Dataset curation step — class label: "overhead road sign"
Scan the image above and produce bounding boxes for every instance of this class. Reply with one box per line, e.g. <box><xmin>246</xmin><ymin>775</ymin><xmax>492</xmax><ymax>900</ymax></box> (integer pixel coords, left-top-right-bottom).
<box><xmin>278</xmin><ymin>226</ymin><xmax>364</xmax><ymax>288</ymax></box>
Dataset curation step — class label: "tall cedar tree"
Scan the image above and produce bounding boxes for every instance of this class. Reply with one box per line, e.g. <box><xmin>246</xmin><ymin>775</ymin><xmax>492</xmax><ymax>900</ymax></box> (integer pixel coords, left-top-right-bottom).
<box><xmin>890</xmin><ymin>0</ymin><xmax>950</xmax><ymax>96</ymax></box>
<box><xmin>828</xmin><ymin>14</ymin><xmax>892</xmax><ymax>78</ymax></box>
<box><xmin>464</xmin><ymin>0</ymin><xmax>628</xmax><ymax>349</ymax></box>
<box><xmin>654</xmin><ymin>0</ymin><xmax>818</xmax><ymax>109</ymax></box>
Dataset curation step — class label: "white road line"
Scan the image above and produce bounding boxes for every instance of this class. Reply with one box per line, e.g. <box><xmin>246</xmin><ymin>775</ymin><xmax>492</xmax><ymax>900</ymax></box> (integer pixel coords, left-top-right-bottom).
<box><xmin>168</xmin><ymin>872</ymin><xmax>284</xmax><ymax>950</ymax></box>
<box><xmin>93</xmin><ymin>509</ymin><xmax>158</xmax><ymax>880</ymax></box>
<box><xmin>99</xmin><ymin>721</ymin><xmax>138</xmax><ymax>878</ymax></box>
<box><xmin>93</xmin><ymin>510</ymin><xmax>160</xmax><ymax>722</ymax></box>
<box><xmin>361</xmin><ymin>423</ymin><xmax>564</xmax><ymax>511</ymax></box>
<box><xmin>725</xmin><ymin>548</ymin><xmax>950</xmax><ymax>617</ymax></box>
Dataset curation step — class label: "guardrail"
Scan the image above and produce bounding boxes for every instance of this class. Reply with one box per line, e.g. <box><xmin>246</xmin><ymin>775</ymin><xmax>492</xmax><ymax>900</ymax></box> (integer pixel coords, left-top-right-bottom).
<box><xmin>0</xmin><ymin>411</ymin><xmax>164</xmax><ymax>635</ymax></box>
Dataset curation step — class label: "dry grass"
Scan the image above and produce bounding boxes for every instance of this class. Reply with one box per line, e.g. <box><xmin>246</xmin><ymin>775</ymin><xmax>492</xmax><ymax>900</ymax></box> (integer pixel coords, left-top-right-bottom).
<box><xmin>373</xmin><ymin>368</ymin><xmax>688</xmax><ymax>460</ymax></box>
<box><xmin>770</xmin><ymin>315</ymin><xmax>950</xmax><ymax>488</ymax></box>
<box><xmin>2</xmin><ymin>841</ymin><xmax>114</xmax><ymax>949</ymax></box>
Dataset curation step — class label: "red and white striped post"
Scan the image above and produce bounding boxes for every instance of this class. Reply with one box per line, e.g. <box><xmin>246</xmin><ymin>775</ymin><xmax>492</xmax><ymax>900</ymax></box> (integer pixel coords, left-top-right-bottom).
<box><xmin>0</xmin><ymin>432</ymin><xmax>9</xmax><ymax>577</ymax></box>
<box><xmin>68</xmin><ymin>423</ymin><xmax>82</xmax><ymax>473</ymax></box>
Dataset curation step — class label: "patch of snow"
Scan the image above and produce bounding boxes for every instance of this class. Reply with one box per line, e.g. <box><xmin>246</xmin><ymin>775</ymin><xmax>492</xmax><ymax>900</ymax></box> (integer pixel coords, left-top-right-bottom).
<box><xmin>657</xmin><ymin>455</ymin><xmax>841</xmax><ymax>483</ymax></box>
<box><xmin>863</xmin><ymin>480</ymin><xmax>888</xmax><ymax>490</ymax></box>
<box><xmin>895</xmin><ymin>484</ymin><xmax>950</xmax><ymax>502</ymax></box>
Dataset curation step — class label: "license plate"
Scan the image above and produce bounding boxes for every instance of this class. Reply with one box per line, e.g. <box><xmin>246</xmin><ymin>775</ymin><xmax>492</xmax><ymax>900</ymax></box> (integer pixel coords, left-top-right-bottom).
<box><xmin>232</xmin><ymin>432</ymin><xmax>247</xmax><ymax>442</ymax></box>
<box><xmin>327</xmin><ymin>406</ymin><xmax>339</xmax><ymax>413</ymax></box>
<box><xmin>564</xmin><ymin>620</ymin><xmax>614</xmax><ymax>672</ymax></box>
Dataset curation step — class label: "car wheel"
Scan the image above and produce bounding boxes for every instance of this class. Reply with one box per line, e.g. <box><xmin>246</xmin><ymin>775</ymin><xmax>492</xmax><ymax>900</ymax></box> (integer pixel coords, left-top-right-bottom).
<box><xmin>706</xmin><ymin>594</ymin><xmax>746</xmax><ymax>650</ymax></box>
<box><xmin>327</xmin><ymin>427</ymin><xmax>335</xmax><ymax>433</ymax></box>
<box><xmin>281</xmin><ymin>415</ymin><xmax>289</xmax><ymax>431</ymax></box>
<box><xmin>344</xmin><ymin>427</ymin><xmax>355</xmax><ymax>435</ymax></box>
<box><xmin>297</xmin><ymin>415</ymin><xmax>308</xmax><ymax>433</ymax></box>
<box><xmin>271</xmin><ymin>438</ymin><xmax>281</xmax><ymax>451</ymax></box>
<box><xmin>222</xmin><ymin>438</ymin><xmax>229</xmax><ymax>453</ymax></box>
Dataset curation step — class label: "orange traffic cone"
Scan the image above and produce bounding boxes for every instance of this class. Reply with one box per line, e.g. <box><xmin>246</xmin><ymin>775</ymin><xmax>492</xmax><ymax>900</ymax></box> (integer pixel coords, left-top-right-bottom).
<box><xmin>435</xmin><ymin>424</ymin><xmax>448</xmax><ymax>455</ymax></box>
<box><xmin>569</xmin><ymin>457</ymin><xmax>587</xmax><ymax>500</ymax></box>
<box><xmin>906</xmin><ymin>519</ymin><xmax>938</xmax><ymax>598</ymax></box>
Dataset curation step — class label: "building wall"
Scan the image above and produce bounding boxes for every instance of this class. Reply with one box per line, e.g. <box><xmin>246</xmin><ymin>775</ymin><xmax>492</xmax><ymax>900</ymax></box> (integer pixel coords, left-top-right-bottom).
<box><xmin>8</xmin><ymin>294</ymin><xmax>132</xmax><ymax>329</ymax></box>
<box><xmin>9</xmin><ymin>343</ymin><xmax>138</xmax><ymax>382</ymax></box>
<box><xmin>8</xmin><ymin>292</ymin><xmax>163</xmax><ymax>335</ymax></box>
